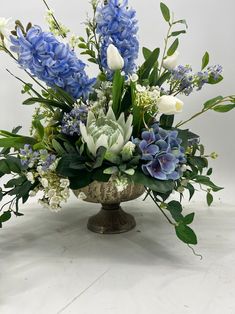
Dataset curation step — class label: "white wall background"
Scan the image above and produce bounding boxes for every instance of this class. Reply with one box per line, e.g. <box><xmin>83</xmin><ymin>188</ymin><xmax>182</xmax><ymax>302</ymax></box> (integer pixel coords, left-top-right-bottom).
<box><xmin>0</xmin><ymin>0</ymin><xmax>234</xmax><ymax>202</ymax></box>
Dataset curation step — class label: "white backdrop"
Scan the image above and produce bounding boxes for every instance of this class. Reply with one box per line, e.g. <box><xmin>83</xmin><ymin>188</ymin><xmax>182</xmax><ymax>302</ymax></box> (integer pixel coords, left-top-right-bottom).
<box><xmin>0</xmin><ymin>0</ymin><xmax>234</xmax><ymax>202</ymax></box>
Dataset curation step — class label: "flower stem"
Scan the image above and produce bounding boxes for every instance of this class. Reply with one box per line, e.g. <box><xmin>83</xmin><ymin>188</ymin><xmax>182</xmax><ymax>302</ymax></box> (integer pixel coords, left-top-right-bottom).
<box><xmin>159</xmin><ymin>21</ymin><xmax>173</xmax><ymax>76</ymax></box>
<box><xmin>42</xmin><ymin>0</ymin><xmax>66</xmax><ymax>38</ymax></box>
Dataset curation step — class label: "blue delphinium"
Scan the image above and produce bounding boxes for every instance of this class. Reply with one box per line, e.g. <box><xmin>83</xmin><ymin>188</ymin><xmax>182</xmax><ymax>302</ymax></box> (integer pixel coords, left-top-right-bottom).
<box><xmin>61</xmin><ymin>104</ymin><xmax>88</xmax><ymax>136</ymax></box>
<box><xmin>10</xmin><ymin>26</ymin><xmax>96</xmax><ymax>100</ymax></box>
<box><xmin>96</xmin><ymin>0</ymin><xmax>139</xmax><ymax>76</ymax></box>
<box><xmin>169</xmin><ymin>64</ymin><xmax>223</xmax><ymax>95</ymax></box>
<box><xmin>135</xmin><ymin>124</ymin><xmax>186</xmax><ymax>181</ymax></box>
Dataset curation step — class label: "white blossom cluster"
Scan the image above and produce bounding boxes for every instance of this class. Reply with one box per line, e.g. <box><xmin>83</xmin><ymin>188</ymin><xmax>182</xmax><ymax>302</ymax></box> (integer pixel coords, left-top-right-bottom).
<box><xmin>26</xmin><ymin>160</ymin><xmax>70</xmax><ymax>212</ymax></box>
<box><xmin>135</xmin><ymin>84</ymin><xmax>161</xmax><ymax>111</ymax></box>
<box><xmin>90</xmin><ymin>81</ymin><xmax>113</xmax><ymax>114</ymax></box>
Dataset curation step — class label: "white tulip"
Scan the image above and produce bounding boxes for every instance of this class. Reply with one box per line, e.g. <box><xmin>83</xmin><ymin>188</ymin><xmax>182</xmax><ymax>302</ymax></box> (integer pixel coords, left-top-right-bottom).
<box><xmin>157</xmin><ymin>95</ymin><xmax>184</xmax><ymax>115</ymax></box>
<box><xmin>0</xmin><ymin>17</ymin><xmax>12</xmax><ymax>39</ymax></box>
<box><xmin>163</xmin><ymin>51</ymin><xmax>179</xmax><ymax>70</ymax></box>
<box><xmin>107</xmin><ymin>44</ymin><xmax>124</xmax><ymax>71</ymax></box>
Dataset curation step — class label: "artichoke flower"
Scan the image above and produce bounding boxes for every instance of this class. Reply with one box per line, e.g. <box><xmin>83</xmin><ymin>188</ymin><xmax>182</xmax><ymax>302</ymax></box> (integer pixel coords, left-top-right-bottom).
<box><xmin>80</xmin><ymin>108</ymin><xmax>133</xmax><ymax>157</ymax></box>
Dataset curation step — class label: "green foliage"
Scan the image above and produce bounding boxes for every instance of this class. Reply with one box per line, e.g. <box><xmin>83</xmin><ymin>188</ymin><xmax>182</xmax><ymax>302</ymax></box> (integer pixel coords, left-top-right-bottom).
<box><xmin>201</xmin><ymin>51</ymin><xmax>210</xmax><ymax>70</ymax></box>
<box><xmin>160</xmin><ymin>2</ymin><xmax>171</xmax><ymax>22</ymax></box>
<box><xmin>167</xmin><ymin>200</ymin><xmax>183</xmax><ymax>222</ymax></box>
<box><xmin>138</xmin><ymin>48</ymin><xmax>160</xmax><ymax>81</ymax></box>
<box><xmin>112</xmin><ymin>70</ymin><xmax>125</xmax><ymax>116</ymax></box>
<box><xmin>175</xmin><ymin>223</ymin><xmax>197</xmax><ymax>245</ymax></box>
<box><xmin>159</xmin><ymin>114</ymin><xmax>174</xmax><ymax>129</ymax></box>
<box><xmin>213</xmin><ymin>104</ymin><xmax>235</xmax><ymax>112</ymax></box>
<box><xmin>131</xmin><ymin>171</ymin><xmax>175</xmax><ymax>193</ymax></box>
<box><xmin>23</xmin><ymin>97</ymin><xmax>71</xmax><ymax>112</ymax></box>
<box><xmin>207</xmin><ymin>192</ymin><xmax>213</xmax><ymax>206</ymax></box>
<box><xmin>167</xmin><ymin>38</ymin><xmax>179</xmax><ymax>56</ymax></box>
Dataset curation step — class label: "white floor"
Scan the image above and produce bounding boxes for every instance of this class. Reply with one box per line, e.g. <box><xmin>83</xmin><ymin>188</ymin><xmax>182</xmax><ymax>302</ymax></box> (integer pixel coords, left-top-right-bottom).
<box><xmin>1</xmin><ymin>195</ymin><xmax>235</xmax><ymax>314</ymax></box>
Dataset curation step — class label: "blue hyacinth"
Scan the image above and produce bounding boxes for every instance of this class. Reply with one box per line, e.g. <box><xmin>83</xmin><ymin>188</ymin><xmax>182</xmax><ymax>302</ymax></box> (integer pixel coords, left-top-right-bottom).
<box><xmin>96</xmin><ymin>0</ymin><xmax>139</xmax><ymax>76</ymax></box>
<box><xmin>61</xmin><ymin>104</ymin><xmax>88</xmax><ymax>136</ymax></box>
<box><xmin>135</xmin><ymin>124</ymin><xmax>186</xmax><ymax>181</ymax></box>
<box><xmin>10</xmin><ymin>26</ymin><xmax>96</xmax><ymax>100</ymax></box>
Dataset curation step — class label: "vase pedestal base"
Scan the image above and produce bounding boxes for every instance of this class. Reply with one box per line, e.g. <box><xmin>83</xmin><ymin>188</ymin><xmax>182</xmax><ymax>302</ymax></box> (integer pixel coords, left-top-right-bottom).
<box><xmin>87</xmin><ymin>203</ymin><xmax>136</xmax><ymax>234</ymax></box>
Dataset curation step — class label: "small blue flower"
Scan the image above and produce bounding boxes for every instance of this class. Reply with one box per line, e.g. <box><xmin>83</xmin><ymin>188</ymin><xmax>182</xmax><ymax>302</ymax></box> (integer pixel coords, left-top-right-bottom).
<box><xmin>61</xmin><ymin>104</ymin><xmax>88</xmax><ymax>136</ymax></box>
<box><xmin>10</xmin><ymin>26</ymin><xmax>96</xmax><ymax>100</ymax></box>
<box><xmin>96</xmin><ymin>0</ymin><xmax>139</xmax><ymax>76</ymax></box>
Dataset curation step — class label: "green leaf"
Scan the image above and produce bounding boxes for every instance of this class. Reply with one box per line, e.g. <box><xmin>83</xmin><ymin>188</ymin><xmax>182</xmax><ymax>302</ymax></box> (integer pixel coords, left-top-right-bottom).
<box><xmin>4</xmin><ymin>176</ymin><xmax>26</xmax><ymax>188</ymax></box>
<box><xmin>201</xmin><ymin>52</ymin><xmax>209</xmax><ymax>70</ymax></box>
<box><xmin>132</xmin><ymin>171</ymin><xmax>175</xmax><ymax>193</ymax></box>
<box><xmin>120</xmin><ymin>86</ymin><xmax>132</xmax><ymax>113</ymax></box>
<box><xmin>203</xmin><ymin>96</ymin><xmax>223</xmax><ymax>109</ymax></box>
<box><xmin>175</xmin><ymin>224</ymin><xmax>197</xmax><ymax>245</ymax></box>
<box><xmin>92</xmin><ymin>146</ymin><xmax>107</xmax><ymax>169</ymax></box>
<box><xmin>0</xmin><ymin>159</ymin><xmax>11</xmax><ymax>174</ymax></box>
<box><xmin>183</xmin><ymin>213</ymin><xmax>195</xmax><ymax>225</ymax></box>
<box><xmin>207</xmin><ymin>168</ymin><xmax>213</xmax><ymax>176</ymax></box>
<box><xmin>156</xmin><ymin>71</ymin><xmax>171</xmax><ymax>87</ymax></box>
<box><xmin>142</xmin><ymin>47</ymin><xmax>152</xmax><ymax>60</ymax></box>
<box><xmin>23</xmin><ymin>97</ymin><xmax>71</xmax><ymax>112</ymax></box>
<box><xmin>160</xmin><ymin>2</ymin><xmax>171</xmax><ymax>22</ymax></box>
<box><xmin>32</xmin><ymin>119</ymin><xmax>44</xmax><ymax>140</ymax></box>
<box><xmin>208</xmin><ymin>75</ymin><xmax>223</xmax><ymax>85</ymax></box>
<box><xmin>186</xmin><ymin>183</ymin><xmax>195</xmax><ymax>201</ymax></box>
<box><xmin>56</xmin><ymin>154</ymin><xmax>86</xmax><ymax>177</ymax></box>
<box><xmin>159</xmin><ymin>114</ymin><xmax>174</xmax><ymax>128</ymax></box>
<box><xmin>173</xmin><ymin>19</ymin><xmax>188</xmax><ymax>28</ymax></box>
<box><xmin>69</xmin><ymin>172</ymin><xmax>93</xmax><ymax>190</ymax></box>
<box><xmin>52</xmin><ymin>139</ymin><xmax>67</xmax><ymax>156</ymax></box>
<box><xmin>0</xmin><ymin>211</ymin><xmax>11</xmax><ymax>223</ymax></box>
<box><xmin>167</xmin><ymin>200</ymin><xmax>183</xmax><ymax>222</ymax></box>
<box><xmin>138</xmin><ymin>48</ymin><xmax>160</xmax><ymax>80</ymax></box>
<box><xmin>188</xmin><ymin>156</ymin><xmax>208</xmax><ymax>171</ymax></box>
<box><xmin>112</xmin><ymin>70</ymin><xmax>125</xmax><ymax>116</ymax></box>
<box><xmin>167</xmin><ymin>38</ymin><xmax>179</xmax><ymax>56</ymax></box>
<box><xmin>103</xmin><ymin>166</ymin><xmax>119</xmax><ymax>175</ymax></box>
<box><xmin>170</xmin><ymin>30</ymin><xmax>186</xmax><ymax>37</ymax></box>
<box><xmin>149</xmin><ymin>65</ymin><xmax>159</xmax><ymax>86</ymax></box>
<box><xmin>0</xmin><ymin>136</ymin><xmax>37</xmax><ymax>149</ymax></box>
<box><xmin>92</xmin><ymin>168</ymin><xmax>111</xmax><ymax>182</ymax></box>
<box><xmin>207</xmin><ymin>192</ymin><xmax>213</xmax><ymax>206</ymax></box>
<box><xmin>5</xmin><ymin>156</ymin><xmax>23</xmax><ymax>173</ymax></box>
<box><xmin>194</xmin><ymin>175</ymin><xmax>223</xmax><ymax>192</ymax></box>
<box><xmin>213</xmin><ymin>104</ymin><xmax>235</xmax><ymax>112</ymax></box>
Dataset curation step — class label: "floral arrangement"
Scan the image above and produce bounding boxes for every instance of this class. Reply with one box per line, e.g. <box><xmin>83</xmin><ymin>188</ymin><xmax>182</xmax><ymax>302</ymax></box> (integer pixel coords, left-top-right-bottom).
<box><xmin>0</xmin><ymin>0</ymin><xmax>234</xmax><ymax>248</ymax></box>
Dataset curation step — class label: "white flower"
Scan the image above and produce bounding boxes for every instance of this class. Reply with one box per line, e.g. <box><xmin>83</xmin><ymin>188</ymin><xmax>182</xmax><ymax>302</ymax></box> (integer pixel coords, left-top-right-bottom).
<box><xmin>47</xmin><ymin>189</ymin><xmax>56</xmax><ymax>198</ymax></box>
<box><xmin>26</xmin><ymin>172</ymin><xmax>35</xmax><ymax>184</ymax></box>
<box><xmin>130</xmin><ymin>73</ymin><xmax>139</xmax><ymax>82</ymax></box>
<box><xmin>136</xmin><ymin>84</ymin><xmax>146</xmax><ymax>92</ymax></box>
<box><xmin>181</xmin><ymin>164</ymin><xmax>188</xmax><ymax>172</ymax></box>
<box><xmin>29</xmin><ymin>190</ymin><xmax>37</xmax><ymax>197</ymax></box>
<box><xmin>107</xmin><ymin>44</ymin><xmax>124</xmax><ymax>71</ymax></box>
<box><xmin>77</xmin><ymin>192</ymin><xmax>87</xmax><ymax>200</ymax></box>
<box><xmin>0</xmin><ymin>17</ymin><xmax>12</xmax><ymax>38</ymax></box>
<box><xmin>163</xmin><ymin>51</ymin><xmax>179</xmax><ymax>70</ymax></box>
<box><xmin>50</xmin><ymin>196</ymin><xmax>62</xmax><ymax>205</ymax></box>
<box><xmin>60</xmin><ymin>178</ymin><xmax>70</xmax><ymax>188</ymax></box>
<box><xmin>41</xmin><ymin>178</ymin><xmax>49</xmax><ymax>188</ymax></box>
<box><xmin>61</xmin><ymin>188</ymin><xmax>70</xmax><ymax>200</ymax></box>
<box><xmin>80</xmin><ymin>107</ymin><xmax>133</xmax><ymax>157</ymax></box>
<box><xmin>157</xmin><ymin>95</ymin><xmax>184</xmax><ymax>115</ymax></box>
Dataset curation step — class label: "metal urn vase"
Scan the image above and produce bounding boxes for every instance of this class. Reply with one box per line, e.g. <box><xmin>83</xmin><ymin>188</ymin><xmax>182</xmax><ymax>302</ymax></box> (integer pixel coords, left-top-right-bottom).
<box><xmin>74</xmin><ymin>179</ymin><xmax>145</xmax><ymax>234</ymax></box>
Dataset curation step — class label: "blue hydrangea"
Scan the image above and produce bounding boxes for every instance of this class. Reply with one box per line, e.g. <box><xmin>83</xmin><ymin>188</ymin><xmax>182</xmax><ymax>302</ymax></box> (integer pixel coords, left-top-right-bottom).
<box><xmin>61</xmin><ymin>104</ymin><xmax>88</xmax><ymax>136</ymax></box>
<box><xmin>96</xmin><ymin>0</ymin><xmax>139</xmax><ymax>76</ymax></box>
<box><xmin>134</xmin><ymin>124</ymin><xmax>186</xmax><ymax>181</ymax></box>
<box><xmin>10</xmin><ymin>26</ymin><xmax>96</xmax><ymax>100</ymax></box>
